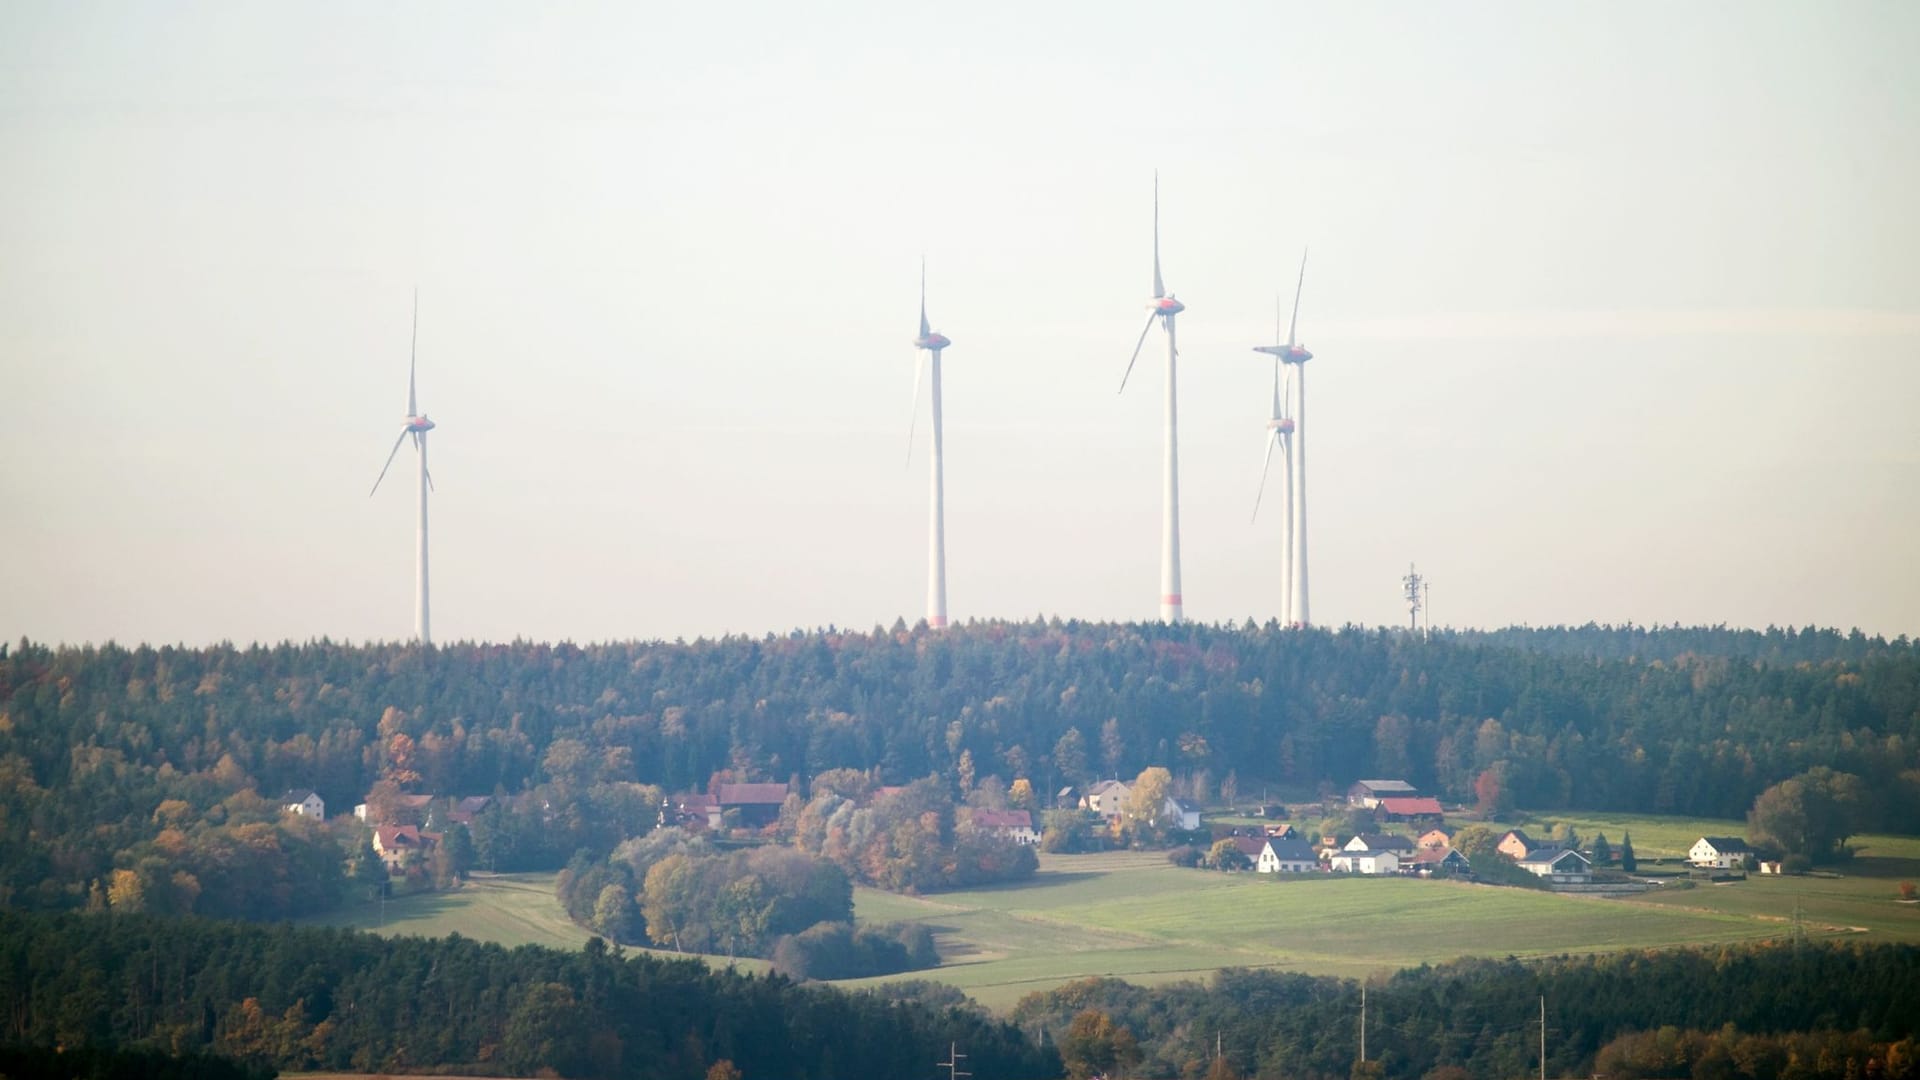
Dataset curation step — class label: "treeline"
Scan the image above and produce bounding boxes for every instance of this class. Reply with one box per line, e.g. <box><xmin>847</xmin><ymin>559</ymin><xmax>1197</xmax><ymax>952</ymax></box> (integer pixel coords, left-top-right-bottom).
<box><xmin>1007</xmin><ymin>943</ymin><xmax>1920</xmax><ymax>1079</ymax></box>
<box><xmin>4</xmin><ymin>623</ymin><xmax>1917</xmax><ymax>917</ymax></box>
<box><xmin>0</xmin><ymin>909</ymin><xmax>1059</xmax><ymax>1080</ymax></box>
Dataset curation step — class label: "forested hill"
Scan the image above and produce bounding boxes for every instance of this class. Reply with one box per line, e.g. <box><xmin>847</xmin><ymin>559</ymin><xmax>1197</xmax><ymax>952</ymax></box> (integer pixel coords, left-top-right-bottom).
<box><xmin>1454</xmin><ymin>623</ymin><xmax>1915</xmax><ymax>665</ymax></box>
<box><xmin>2</xmin><ymin>623</ymin><xmax>1916</xmax><ymax>912</ymax></box>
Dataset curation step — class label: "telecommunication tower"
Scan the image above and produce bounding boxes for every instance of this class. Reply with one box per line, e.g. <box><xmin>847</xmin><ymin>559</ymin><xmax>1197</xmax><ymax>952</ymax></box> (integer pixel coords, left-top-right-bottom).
<box><xmin>1402</xmin><ymin>563</ymin><xmax>1425</xmax><ymax>632</ymax></box>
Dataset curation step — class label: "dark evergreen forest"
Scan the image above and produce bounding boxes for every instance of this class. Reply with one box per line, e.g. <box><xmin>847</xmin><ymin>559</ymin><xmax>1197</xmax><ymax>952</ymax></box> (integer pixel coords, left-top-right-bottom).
<box><xmin>2</xmin><ymin>623</ymin><xmax>1916</xmax><ymax>917</ymax></box>
<box><xmin>1009</xmin><ymin>944</ymin><xmax>1920</xmax><ymax>1079</ymax></box>
<box><xmin>0</xmin><ymin>910</ymin><xmax>1056</xmax><ymax>1079</ymax></box>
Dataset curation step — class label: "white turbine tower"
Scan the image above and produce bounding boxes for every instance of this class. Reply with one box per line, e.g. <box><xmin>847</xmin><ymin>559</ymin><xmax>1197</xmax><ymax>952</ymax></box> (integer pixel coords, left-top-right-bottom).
<box><xmin>1118</xmin><ymin>172</ymin><xmax>1186</xmax><ymax>623</ymax></box>
<box><xmin>370</xmin><ymin>292</ymin><xmax>436</xmax><ymax>645</ymax></box>
<box><xmin>908</xmin><ymin>260</ymin><xmax>953</xmax><ymax>629</ymax></box>
<box><xmin>1251</xmin><ymin>295</ymin><xmax>1298</xmax><ymax>625</ymax></box>
<box><xmin>1253</xmin><ymin>251</ymin><xmax>1312</xmax><ymax>627</ymax></box>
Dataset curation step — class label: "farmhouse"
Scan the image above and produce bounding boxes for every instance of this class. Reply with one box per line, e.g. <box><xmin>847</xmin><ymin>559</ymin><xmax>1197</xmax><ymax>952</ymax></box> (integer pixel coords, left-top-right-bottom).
<box><xmin>1330</xmin><ymin>848</ymin><xmax>1401</xmax><ymax>875</ymax></box>
<box><xmin>1257</xmin><ymin>837</ymin><xmax>1320</xmax><ymax>874</ymax></box>
<box><xmin>446</xmin><ymin>795</ymin><xmax>494</xmax><ymax>826</ymax></box>
<box><xmin>281</xmin><ymin>789</ymin><xmax>325</xmax><ymax>820</ymax></box>
<box><xmin>1165</xmin><ymin>797</ymin><xmax>1203</xmax><ymax>832</ymax></box>
<box><xmin>1417</xmin><ymin>826</ymin><xmax>1455</xmax><ymax>850</ymax></box>
<box><xmin>1347</xmin><ymin>779</ymin><xmax>1418</xmax><ymax>808</ymax></box>
<box><xmin>1517</xmin><ymin>847</ymin><xmax>1592</xmax><ymax>883</ymax></box>
<box><xmin>1688</xmin><ymin>836</ymin><xmax>1754</xmax><ymax>869</ymax></box>
<box><xmin>969</xmin><ymin>808</ymin><xmax>1040</xmax><ymax>846</ymax></box>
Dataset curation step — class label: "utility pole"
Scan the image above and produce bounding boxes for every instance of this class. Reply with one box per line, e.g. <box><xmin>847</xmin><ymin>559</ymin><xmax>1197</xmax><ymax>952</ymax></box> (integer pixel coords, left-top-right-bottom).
<box><xmin>1539</xmin><ymin>995</ymin><xmax>1546</xmax><ymax>1080</ymax></box>
<box><xmin>938</xmin><ymin>1043</ymin><xmax>970</xmax><ymax>1080</ymax></box>
<box><xmin>1359</xmin><ymin>983</ymin><xmax>1367</xmax><ymax>1064</ymax></box>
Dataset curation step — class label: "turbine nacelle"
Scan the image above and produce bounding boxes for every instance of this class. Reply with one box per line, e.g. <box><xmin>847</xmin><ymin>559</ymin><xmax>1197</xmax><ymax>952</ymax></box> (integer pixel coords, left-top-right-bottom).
<box><xmin>1254</xmin><ymin>344</ymin><xmax>1312</xmax><ymax>363</ymax></box>
<box><xmin>913</xmin><ymin>332</ymin><xmax>950</xmax><ymax>351</ymax></box>
<box><xmin>1268</xmin><ymin>417</ymin><xmax>1295</xmax><ymax>434</ymax></box>
<box><xmin>406</xmin><ymin>414</ymin><xmax>436</xmax><ymax>433</ymax></box>
<box><xmin>1151</xmin><ymin>296</ymin><xmax>1185</xmax><ymax>316</ymax></box>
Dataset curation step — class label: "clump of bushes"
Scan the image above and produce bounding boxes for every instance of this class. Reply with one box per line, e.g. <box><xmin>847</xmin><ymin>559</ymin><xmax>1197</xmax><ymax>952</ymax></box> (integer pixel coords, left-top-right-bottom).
<box><xmin>770</xmin><ymin>921</ymin><xmax>939</xmax><ymax>981</ymax></box>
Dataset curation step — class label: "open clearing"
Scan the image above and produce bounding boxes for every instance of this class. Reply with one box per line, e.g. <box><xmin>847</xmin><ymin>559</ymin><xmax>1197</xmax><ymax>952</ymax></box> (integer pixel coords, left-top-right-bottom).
<box><xmin>302</xmin><ymin>823</ymin><xmax>1920</xmax><ymax>1014</ymax></box>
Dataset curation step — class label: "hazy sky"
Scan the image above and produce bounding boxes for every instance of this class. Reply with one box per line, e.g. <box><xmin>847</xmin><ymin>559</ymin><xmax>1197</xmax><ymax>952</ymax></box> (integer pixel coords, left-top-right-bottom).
<box><xmin>4</xmin><ymin>2</ymin><xmax>1917</xmax><ymax>646</ymax></box>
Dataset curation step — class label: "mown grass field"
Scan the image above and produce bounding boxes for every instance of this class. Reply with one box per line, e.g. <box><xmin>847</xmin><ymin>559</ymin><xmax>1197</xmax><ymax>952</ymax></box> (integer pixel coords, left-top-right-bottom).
<box><xmin>301</xmin><ymin>872</ymin><xmax>771</xmax><ymax>974</ymax></box>
<box><xmin>302</xmin><ymin>817</ymin><xmax>1920</xmax><ymax>1014</ymax></box>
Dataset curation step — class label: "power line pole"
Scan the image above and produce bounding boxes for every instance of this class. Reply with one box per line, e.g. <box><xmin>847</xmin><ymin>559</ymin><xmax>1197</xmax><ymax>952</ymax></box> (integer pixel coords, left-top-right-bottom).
<box><xmin>938</xmin><ymin>1043</ymin><xmax>970</xmax><ymax>1080</ymax></box>
<box><xmin>1539</xmin><ymin>995</ymin><xmax>1547</xmax><ymax>1080</ymax></box>
<box><xmin>1359</xmin><ymin>983</ymin><xmax>1367</xmax><ymax>1064</ymax></box>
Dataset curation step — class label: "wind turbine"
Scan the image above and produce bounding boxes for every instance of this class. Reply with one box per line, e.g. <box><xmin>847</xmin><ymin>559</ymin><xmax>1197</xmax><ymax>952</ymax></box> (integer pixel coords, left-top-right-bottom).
<box><xmin>1253</xmin><ymin>250</ymin><xmax>1312</xmax><ymax>627</ymax></box>
<box><xmin>1251</xmin><ymin>296</ymin><xmax>1297</xmax><ymax>625</ymax></box>
<box><xmin>1118</xmin><ymin>172</ymin><xmax>1186</xmax><ymax>623</ymax></box>
<box><xmin>369</xmin><ymin>291</ymin><xmax>436</xmax><ymax>645</ymax></box>
<box><xmin>908</xmin><ymin>260</ymin><xmax>953</xmax><ymax>629</ymax></box>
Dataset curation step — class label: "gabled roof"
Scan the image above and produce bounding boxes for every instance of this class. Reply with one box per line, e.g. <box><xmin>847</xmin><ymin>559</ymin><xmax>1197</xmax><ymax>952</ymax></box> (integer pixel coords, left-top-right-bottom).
<box><xmin>454</xmin><ymin>795</ymin><xmax>493</xmax><ymax>815</ymax></box>
<box><xmin>1697</xmin><ymin>836</ymin><xmax>1753</xmax><ymax>853</ymax></box>
<box><xmin>374</xmin><ymin>824</ymin><xmax>425</xmax><ymax>851</ymax></box>
<box><xmin>1499</xmin><ymin>829</ymin><xmax>1536</xmax><ymax>848</ymax></box>
<box><xmin>1352</xmin><ymin>780</ymin><xmax>1418</xmax><ymax>794</ymax></box>
<box><xmin>1264</xmin><ymin>837</ymin><xmax>1318</xmax><ymax>861</ymax></box>
<box><xmin>1353</xmin><ymin>832</ymin><xmax>1416</xmax><ymax>852</ymax></box>
<box><xmin>970</xmin><ymin>809</ymin><xmax>1034</xmax><ymax>830</ymax></box>
<box><xmin>1379</xmin><ymin>796</ymin><xmax>1445</xmax><ymax>816</ymax></box>
<box><xmin>1087</xmin><ymin>779</ymin><xmax>1130</xmax><ymax>795</ymax></box>
<box><xmin>1407</xmin><ymin>847</ymin><xmax>1468</xmax><ymax>866</ymax></box>
<box><xmin>1168</xmin><ymin>797</ymin><xmax>1202</xmax><ymax>815</ymax></box>
<box><xmin>282</xmin><ymin>788</ymin><xmax>319</xmax><ymax>803</ymax></box>
<box><xmin>1518</xmin><ymin>846</ymin><xmax>1590</xmax><ymax>869</ymax></box>
<box><xmin>1231</xmin><ymin>836</ymin><xmax>1268</xmax><ymax>857</ymax></box>
<box><xmin>715</xmin><ymin>783</ymin><xmax>789</xmax><ymax>806</ymax></box>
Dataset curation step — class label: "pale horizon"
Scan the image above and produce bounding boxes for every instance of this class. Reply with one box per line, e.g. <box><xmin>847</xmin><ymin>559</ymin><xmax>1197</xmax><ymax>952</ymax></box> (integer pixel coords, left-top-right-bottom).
<box><xmin>4</xmin><ymin>2</ymin><xmax>1917</xmax><ymax>647</ymax></box>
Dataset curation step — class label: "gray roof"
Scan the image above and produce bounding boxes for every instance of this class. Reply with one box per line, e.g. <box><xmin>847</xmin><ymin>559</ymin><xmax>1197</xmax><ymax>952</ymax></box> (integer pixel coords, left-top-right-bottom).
<box><xmin>1265</xmin><ymin>838</ymin><xmax>1318</xmax><ymax>861</ymax></box>
<box><xmin>1699</xmin><ymin>836</ymin><xmax>1753</xmax><ymax>852</ymax></box>
<box><xmin>1518</xmin><ymin>846</ymin><xmax>1590</xmax><ymax>868</ymax></box>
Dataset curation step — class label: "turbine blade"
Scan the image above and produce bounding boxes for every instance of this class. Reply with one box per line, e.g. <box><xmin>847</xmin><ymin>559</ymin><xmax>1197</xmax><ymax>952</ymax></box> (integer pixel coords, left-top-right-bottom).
<box><xmin>919</xmin><ymin>257</ymin><xmax>931</xmax><ymax>340</ymax></box>
<box><xmin>1252</xmin><ymin>431</ymin><xmax>1280</xmax><ymax>523</ymax></box>
<box><xmin>370</xmin><ymin>428</ymin><xmax>409</xmax><ymax>496</ymax></box>
<box><xmin>905</xmin><ymin>351</ymin><xmax>925</xmax><ymax>469</ymax></box>
<box><xmin>1119</xmin><ymin>310</ymin><xmax>1156</xmax><ymax>394</ymax></box>
<box><xmin>1287</xmin><ymin>248</ymin><xmax>1308</xmax><ymax>348</ymax></box>
<box><xmin>423</xmin><ymin>460</ymin><xmax>436</xmax><ymax>493</ymax></box>
<box><xmin>1151</xmin><ymin>171</ymin><xmax>1165</xmax><ymax>299</ymax></box>
<box><xmin>409</xmin><ymin>289</ymin><xmax>420</xmax><ymax>416</ymax></box>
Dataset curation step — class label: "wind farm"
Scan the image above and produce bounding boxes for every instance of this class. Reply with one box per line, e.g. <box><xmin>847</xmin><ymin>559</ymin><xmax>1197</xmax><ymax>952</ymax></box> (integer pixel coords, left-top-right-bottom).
<box><xmin>1253</xmin><ymin>251</ymin><xmax>1314</xmax><ymax>628</ymax></box>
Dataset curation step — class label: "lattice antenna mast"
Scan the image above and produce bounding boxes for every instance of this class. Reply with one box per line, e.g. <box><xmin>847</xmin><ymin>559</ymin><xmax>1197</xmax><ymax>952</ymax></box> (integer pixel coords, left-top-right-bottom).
<box><xmin>1402</xmin><ymin>563</ymin><xmax>1424</xmax><ymax>632</ymax></box>
<box><xmin>937</xmin><ymin>1043</ymin><xmax>971</xmax><ymax>1080</ymax></box>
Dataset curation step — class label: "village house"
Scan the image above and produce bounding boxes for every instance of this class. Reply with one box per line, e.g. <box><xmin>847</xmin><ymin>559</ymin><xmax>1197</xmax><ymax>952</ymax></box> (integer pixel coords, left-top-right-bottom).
<box><xmin>1228</xmin><ymin>836</ymin><xmax>1268</xmax><ymax>868</ymax></box>
<box><xmin>1080</xmin><ymin>780</ymin><xmax>1132</xmax><ymax>818</ymax></box>
<box><xmin>372</xmin><ymin>824</ymin><xmax>437</xmax><ymax>871</ymax></box>
<box><xmin>1330</xmin><ymin>848</ymin><xmax>1401</xmax><ymax>875</ymax></box>
<box><xmin>1496</xmin><ymin>829</ymin><xmax>1537</xmax><ymax>861</ymax></box>
<box><xmin>969</xmin><ymin>808</ymin><xmax>1040</xmax><ymax>846</ymax></box>
<box><xmin>1345</xmin><ymin>832</ymin><xmax>1416</xmax><ymax>856</ymax></box>
<box><xmin>1165</xmin><ymin>797</ymin><xmax>1203</xmax><ymax>832</ymax></box>
<box><xmin>1417</xmin><ymin>826</ymin><xmax>1455</xmax><ymax>850</ymax></box>
<box><xmin>1517</xmin><ymin>847</ymin><xmax>1592</xmax><ymax>884</ymax></box>
<box><xmin>1055</xmin><ymin>785</ymin><xmax>1079</xmax><ymax>810</ymax></box>
<box><xmin>1347</xmin><ymin>779</ymin><xmax>1418</xmax><ymax>809</ymax></box>
<box><xmin>1405</xmin><ymin>847</ymin><xmax>1471</xmax><ymax>876</ymax></box>
<box><xmin>281</xmin><ymin>789</ymin><xmax>325</xmax><ymax>820</ymax></box>
<box><xmin>1688</xmin><ymin>836</ymin><xmax>1754</xmax><ymax>869</ymax></box>
<box><xmin>1257</xmin><ymin>837</ymin><xmax>1320</xmax><ymax>874</ymax></box>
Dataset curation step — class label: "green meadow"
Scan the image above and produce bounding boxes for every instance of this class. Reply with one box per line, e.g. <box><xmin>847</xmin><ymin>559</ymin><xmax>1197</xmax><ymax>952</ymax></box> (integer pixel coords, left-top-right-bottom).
<box><xmin>304</xmin><ymin>819</ymin><xmax>1920</xmax><ymax>1014</ymax></box>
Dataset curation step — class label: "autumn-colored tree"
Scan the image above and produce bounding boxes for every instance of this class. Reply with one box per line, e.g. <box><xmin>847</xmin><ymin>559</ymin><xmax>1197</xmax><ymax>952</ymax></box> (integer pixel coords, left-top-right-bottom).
<box><xmin>1009</xmin><ymin>777</ymin><xmax>1035</xmax><ymax>809</ymax></box>
<box><xmin>1125</xmin><ymin>766</ymin><xmax>1174</xmax><ymax>844</ymax></box>
<box><xmin>1473</xmin><ymin>765</ymin><xmax>1511</xmax><ymax>819</ymax></box>
<box><xmin>1062</xmin><ymin>1008</ymin><xmax>1142</xmax><ymax>1080</ymax></box>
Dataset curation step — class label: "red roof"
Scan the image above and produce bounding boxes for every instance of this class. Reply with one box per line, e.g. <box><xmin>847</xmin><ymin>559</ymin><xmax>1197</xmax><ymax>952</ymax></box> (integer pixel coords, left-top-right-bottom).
<box><xmin>1379</xmin><ymin>797</ymin><xmax>1445</xmax><ymax>816</ymax></box>
<box><xmin>970</xmin><ymin>809</ymin><xmax>1033</xmax><ymax>830</ymax></box>
<box><xmin>716</xmin><ymin>783</ymin><xmax>790</xmax><ymax>806</ymax></box>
